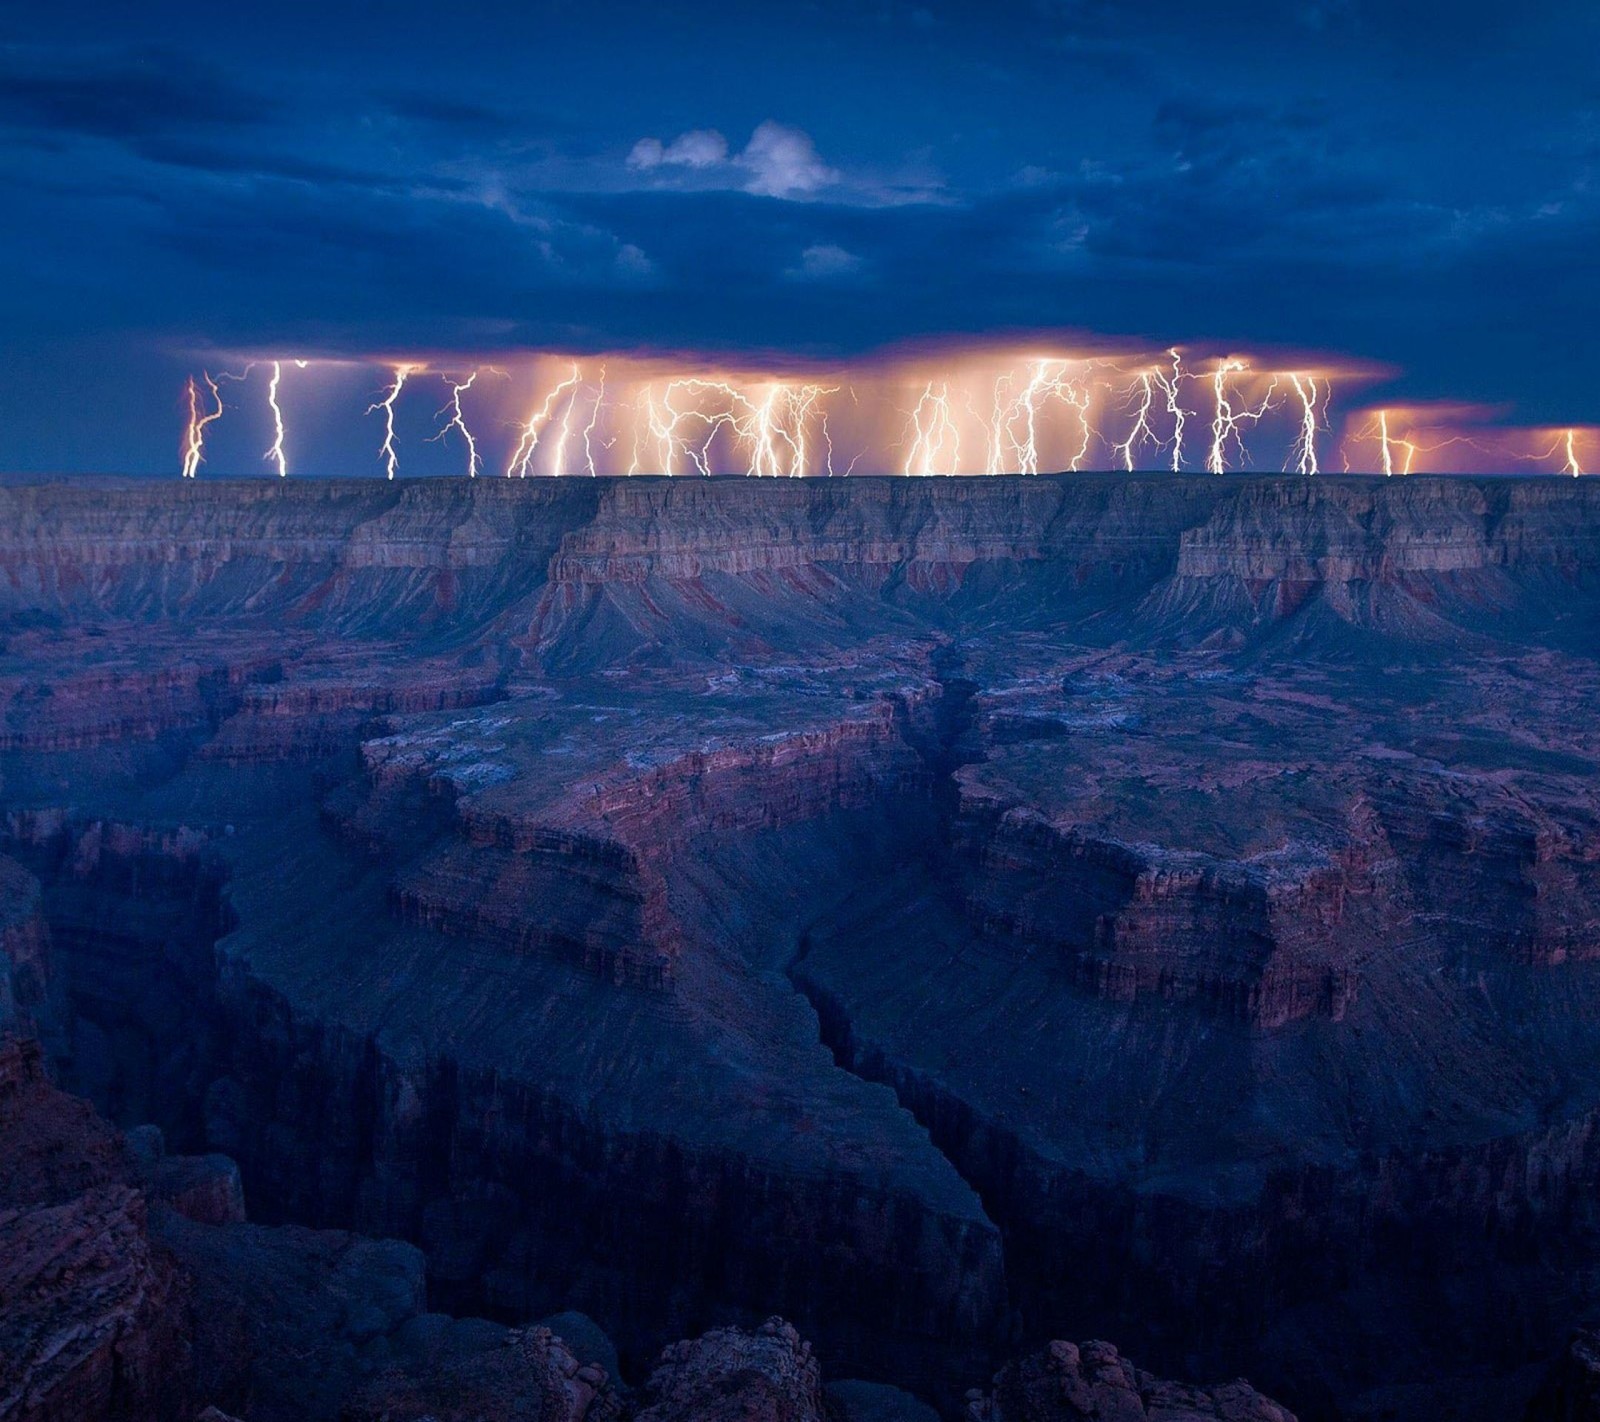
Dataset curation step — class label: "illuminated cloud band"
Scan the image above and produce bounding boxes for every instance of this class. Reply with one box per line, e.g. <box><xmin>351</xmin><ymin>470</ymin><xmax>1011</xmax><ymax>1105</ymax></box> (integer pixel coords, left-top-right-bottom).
<box><xmin>178</xmin><ymin>345</ymin><xmax>1593</xmax><ymax>479</ymax></box>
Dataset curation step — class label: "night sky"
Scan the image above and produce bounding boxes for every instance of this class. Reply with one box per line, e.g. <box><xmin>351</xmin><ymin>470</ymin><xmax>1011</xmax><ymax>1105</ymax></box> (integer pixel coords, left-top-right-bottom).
<box><xmin>2</xmin><ymin>0</ymin><xmax>1596</xmax><ymax>474</ymax></box>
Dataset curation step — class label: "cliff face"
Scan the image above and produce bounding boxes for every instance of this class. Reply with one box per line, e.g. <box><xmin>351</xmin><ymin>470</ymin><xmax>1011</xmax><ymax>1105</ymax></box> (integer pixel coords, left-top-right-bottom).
<box><xmin>0</xmin><ymin>1036</ymin><xmax>192</xmax><ymax>1422</ymax></box>
<box><xmin>0</xmin><ymin>1026</ymin><xmax>1289</xmax><ymax>1422</ymax></box>
<box><xmin>4</xmin><ymin>474</ymin><xmax>1600</xmax><ymax>1422</ymax></box>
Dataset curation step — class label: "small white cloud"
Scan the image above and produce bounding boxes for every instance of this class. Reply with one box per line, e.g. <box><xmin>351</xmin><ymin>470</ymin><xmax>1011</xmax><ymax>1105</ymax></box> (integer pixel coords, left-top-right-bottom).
<box><xmin>665</xmin><ymin>129</ymin><xmax>729</xmax><ymax>168</ymax></box>
<box><xmin>626</xmin><ymin>137</ymin><xmax>665</xmax><ymax>170</ymax></box>
<box><xmin>627</xmin><ymin>129</ymin><xmax>729</xmax><ymax>171</ymax></box>
<box><xmin>789</xmin><ymin>243</ymin><xmax>864</xmax><ymax>281</ymax></box>
<box><xmin>1013</xmin><ymin>164</ymin><xmax>1059</xmax><ymax>188</ymax></box>
<box><xmin>739</xmin><ymin>121</ymin><xmax>838</xmax><ymax>198</ymax></box>
<box><xmin>614</xmin><ymin>242</ymin><xmax>654</xmax><ymax>277</ymax></box>
<box><xmin>624</xmin><ymin>121</ymin><xmax>844</xmax><ymax>202</ymax></box>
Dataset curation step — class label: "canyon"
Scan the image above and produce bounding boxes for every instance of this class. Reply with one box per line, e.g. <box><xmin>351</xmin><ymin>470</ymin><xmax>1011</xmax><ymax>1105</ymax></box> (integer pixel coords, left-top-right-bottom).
<box><xmin>3</xmin><ymin>472</ymin><xmax>1600</xmax><ymax>1421</ymax></box>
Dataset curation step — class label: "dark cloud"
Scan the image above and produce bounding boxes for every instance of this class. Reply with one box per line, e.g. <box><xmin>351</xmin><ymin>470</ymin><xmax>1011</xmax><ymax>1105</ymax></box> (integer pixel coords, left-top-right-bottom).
<box><xmin>0</xmin><ymin>44</ymin><xmax>278</xmax><ymax>139</ymax></box>
<box><xmin>378</xmin><ymin>90</ymin><xmax>517</xmax><ymax>132</ymax></box>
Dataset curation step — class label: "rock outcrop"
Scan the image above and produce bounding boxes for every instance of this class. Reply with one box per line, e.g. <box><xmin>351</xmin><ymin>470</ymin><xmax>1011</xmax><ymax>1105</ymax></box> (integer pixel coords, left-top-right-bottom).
<box><xmin>0</xmin><ymin>1035</ymin><xmax>191</xmax><ymax>1422</ymax></box>
<box><xmin>636</xmin><ymin>1318</ymin><xmax>827</xmax><ymax>1422</ymax></box>
<box><xmin>1526</xmin><ymin>1327</ymin><xmax>1600</xmax><ymax>1421</ymax></box>
<box><xmin>967</xmin><ymin>1340</ymin><xmax>1295</xmax><ymax>1422</ymax></box>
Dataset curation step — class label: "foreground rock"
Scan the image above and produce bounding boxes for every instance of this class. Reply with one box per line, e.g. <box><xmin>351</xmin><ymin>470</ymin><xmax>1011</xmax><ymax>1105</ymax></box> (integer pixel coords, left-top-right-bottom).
<box><xmin>1527</xmin><ymin>1327</ymin><xmax>1600</xmax><ymax>1421</ymax></box>
<box><xmin>967</xmin><ymin>1340</ymin><xmax>1296</xmax><ymax>1421</ymax></box>
<box><xmin>0</xmin><ymin>1030</ymin><xmax>629</xmax><ymax>1422</ymax></box>
<box><xmin>1</xmin><ymin>1029</ymin><xmax>1302</xmax><ymax>1422</ymax></box>
<box><xmin>0</xmin><ymin>1036</ymin><xmax>192</xmax><ymax>1422</ymax></box>
<box><xmin>636</xmin><ymin>1318</ymin><xmax>827</xmax><ymax>1422</ymax></box>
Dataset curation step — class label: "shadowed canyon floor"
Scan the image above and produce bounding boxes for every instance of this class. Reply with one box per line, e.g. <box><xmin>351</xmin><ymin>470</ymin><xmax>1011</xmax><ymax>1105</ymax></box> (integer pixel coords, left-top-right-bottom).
<box><xmin>4</xmin><ymin>473</ymin><xmax>1600</xmax><ymax>1421</ymax></box>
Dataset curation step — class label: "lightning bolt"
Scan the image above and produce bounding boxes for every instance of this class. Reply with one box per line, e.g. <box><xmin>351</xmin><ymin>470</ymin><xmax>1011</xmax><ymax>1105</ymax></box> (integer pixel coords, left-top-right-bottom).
<box><xmin>1523</xmin><ymin>428</ymin><xmax>1587</xmax><ymax>477</ymax></box>
<box><xmin>1352</xmin><ymin>410</ymin><xmax>1502</xmax><ymax>475</ymax></box>
<box><xmin>429</xmin><ymin>371</ymin><xmax>482</xmax><ymax>477</ymax></box>
<box><xmin>180</xmin><ymin>373</ymin><xmax>224</xmax><ymax>479</ymax></box>
<box><xmin>1286</xmin><ymin>374</ymin><xmax>1326</xmax><ymax>476</ymax></box>
<box><xmin>1154</xmin><ymin>349</ymin><xmax>1188</xmax><ymax>472</ymax></box>
<box><xmin>581</xmin><ymin>368</ymin><xmax>607</xmax><ymax>477</ymax></box>
<box><xmin>903</xmin><ymin>382</ymin><xmax>961</xmax><ymax>475</ymax></box>
<box><xmin>264</xmin><ymin>360</ymin><xmax>288</xmax><ymax>477</ymax></box>
<box><xmin>548</xmin><ymin>378</ymin><xmax>585</xmax><ymax>477</ymax></box>
<box><xmin>1373</xmin><ymin>410</ymin><xmax>1420</xmax><ymax>476</ymax></box>
<box><xmin>632</xmin><ymin>384</ymin><xmax>680</xmax><ymax>476</ymax></box>
<box><xmin>642</xmin><ymin>377</ymin><xmax>836</xmax><ymax>477</ymax></box>
<box><xmin>366</xmin><ymin>364</ymin><xmax>416</xmax><ymax>480</ymax></box>
<box><xmin>507</xmin><ymin>365</ymin><xmax>583</xmax><ymax>477</ymax></box>
<box><xmin>1207</xmin><ymin>360</ymin><xmax>1277</xmax><ymax>475</ymax></box>
<box><xmin>1111</xmin><ymin>371</ymin><xmax>1160</xmax><ymax>473</ymax></box>
<box><xmin>986</xmin><ymin>361</ymin><xmax>1096</xmax><ymax>475</ymax></box>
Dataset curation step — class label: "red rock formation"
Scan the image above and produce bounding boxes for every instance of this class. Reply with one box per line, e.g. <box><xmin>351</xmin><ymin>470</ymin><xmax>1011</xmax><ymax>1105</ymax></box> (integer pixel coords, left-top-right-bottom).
<box><xmin>636</xmin><ymin>1318</ymin><xmax>828</xmax><ymax>1422</ymax></box>
<box><xmin>966</xmin><ymin>1340</ymin><xmax>1295</xmax><ymax>1422</ymax></box>
<box><xmin>0</xmin><ymin>1036</ymin><xmax>191</xmax><ymax>1422</ymax></box>
<box><xmin>347</xmin><ymin>1326</ymin><xmax>621</xmax><ymax>1422</ymax></box>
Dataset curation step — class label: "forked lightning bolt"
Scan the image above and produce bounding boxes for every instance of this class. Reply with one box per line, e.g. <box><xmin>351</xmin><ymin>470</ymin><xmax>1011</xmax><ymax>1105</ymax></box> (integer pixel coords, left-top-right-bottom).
<box><xmin>1153</xmin><ymin>350</ymin><xmax>1188</xmax><ymax>472</ymax></box>
<box><xmin>1112</xmin><ymin>371</ymin><xmax>1160</xmax><ymax>472</ymax></box>
<box><xmin>1286</xmin><ymin>374</ymin><xmax>1326</xmax><ymax>476</ymax></box>
<box><xmin>432</xmin><ymin>371</ymin><xmax>482</xmax><ymax>477</ymax></box>
<box><xmin>903</xmin><ymin>383</ymin><xmax>961</xmax><ymax>476</ymax></box>
<box><xmin>367</xmin><ymin>365</ymin><xmax>416</xmax><ymax>480</ymax></box>
<box><xmin>181</xmin><ymin>374</ymin><xmax>224</xmax><ymax>479</ymax></box>
<box><xmin>1207</xmin><ymin>360</ymin><xmax>1277</xmax><ymax>474</ymax></box>
<box><xmin>508</xmin><ymin>366</ymin><xmax>583</xmax><ymax>477</ymax></box>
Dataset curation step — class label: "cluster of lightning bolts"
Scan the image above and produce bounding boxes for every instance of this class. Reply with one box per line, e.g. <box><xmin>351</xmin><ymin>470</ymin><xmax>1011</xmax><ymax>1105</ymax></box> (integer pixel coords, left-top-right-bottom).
<box><xmin>1343</xmin><ymin>413</ymin><xmax>1588</xmax><ymax>479</ymax></box>
<box><xmin>179</xmin><ymin>353</ymin><xmax>1590</xmax><ymax>479</ymax></box>
<box><xmin>182</xmin><ymin>359</ymin><xmax>306</xmax><ymax>478</ymax></box>
<box><xmin>896</xmin><ymin>352</ymin><xmax>1327</xmax><ymax>477</ymax></box>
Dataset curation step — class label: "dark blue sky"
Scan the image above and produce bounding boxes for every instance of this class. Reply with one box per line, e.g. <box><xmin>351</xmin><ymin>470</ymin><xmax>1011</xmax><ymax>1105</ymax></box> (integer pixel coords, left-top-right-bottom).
<box><xmin>2</xmin><ymin>0</ymin><xmax>1596</xmax><ymax>473</ymax></box>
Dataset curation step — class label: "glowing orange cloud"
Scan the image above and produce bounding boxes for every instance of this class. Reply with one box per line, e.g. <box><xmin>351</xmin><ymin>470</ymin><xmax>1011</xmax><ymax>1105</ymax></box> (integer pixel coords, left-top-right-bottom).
<box><xmin>174</xmin><ymin>343</ymin><xmax>1590</xmax><ymax>479</ymax></box>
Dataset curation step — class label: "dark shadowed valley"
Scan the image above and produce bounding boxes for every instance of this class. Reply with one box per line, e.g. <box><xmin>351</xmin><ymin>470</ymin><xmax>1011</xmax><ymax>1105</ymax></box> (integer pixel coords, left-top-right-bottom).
<box><xmin>6</xmin><ymin>473</ymin><xmax>1600</xmax><ymax>1422</ymax></box>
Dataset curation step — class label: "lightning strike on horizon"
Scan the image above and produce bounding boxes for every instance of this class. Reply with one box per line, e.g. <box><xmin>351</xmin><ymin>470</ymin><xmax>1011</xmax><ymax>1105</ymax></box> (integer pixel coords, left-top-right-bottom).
<box><xmin>985</xmin><ymin>361</ymin><xmax>1096</xmax><ymax>474</ymax></box>
<box><xmin>1374</xmin><ymin>410</ymin><xmax>1420</xmax><ymax>476</ymax></box>
<box><xmin>1112</xmin><ymin>371</ymin><xmax>1161</xmax><ymax>472</ymax></box>
<box><xmin>645</xmin><ymin>377</ymin><xmax>838</xmax><ymax>477</ymax></box>
<box><xmin>1154</xmin><ymin>349</ymin><xmax>1188</xmax><ymax>473</ymax></box>
<box><xmin>1207</xmin><ymin>360</ymin><xmax>1277</xmax><ymax>475</ymax></box>
<box><xmin>1523</xmin><ymin>428</ymin><xmax>1587</xmax><ymax>477</ymax></box>
<box><xmin>264</xmin><ymin>360</ymin><xmax>288</xmax><ymax>477</ymax></box>
<box><xmin>366</xmin><ymin>365</ymin><xmax>416</xmax><ymax>480</ymax></box>
<box><xmin>507</xmin><ymin>365</ymin><xmax>583</xmax><ymax>477</ymax></box>
<box><xmin>548</xmin><ymin>379</ymin><xmax>585</xmax><ymax>478</ymax></box>
<box><xmin>903</xmin><ymin>383</ymin><xmax>961</xmax><ymax>475</ymax></box>
<box><xmin>169</xmin><ymin>347</ymin><xmax>1589</xmax><ymax>479</ymax></box>
<box><xmin>430</xmin><ymin>371</ymin><xmax>482</xmax><ymax>477</ymax></box>
<box><xmin>581</xmin><ymin>369</ymin><xmax>607</xmax><ymax>477</ymax></box>
<box><xmin>1286</xmin><ymin>374</ymin><xmax>1325</xmax><ymax>476</ymax></box>
<box><xmin>181</xmin><ymin>374</ymin><xmax>224</xmax><ymax>479</ymax></box>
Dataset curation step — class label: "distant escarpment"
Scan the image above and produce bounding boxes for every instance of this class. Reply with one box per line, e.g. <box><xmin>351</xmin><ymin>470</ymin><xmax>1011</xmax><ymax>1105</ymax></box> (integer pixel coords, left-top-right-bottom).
<box><xmin>4</xmin><ymin>475</ymin><xmax>1600</xmax><ymax>1422</ymax></box>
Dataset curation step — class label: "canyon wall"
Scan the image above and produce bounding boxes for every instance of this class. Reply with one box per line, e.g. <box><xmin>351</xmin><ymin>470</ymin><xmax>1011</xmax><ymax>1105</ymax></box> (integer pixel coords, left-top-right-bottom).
<box><xmin>3</xmin><ymin>473</ymin><xmax>1600</xmax><ymax>1421</ymax></box>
